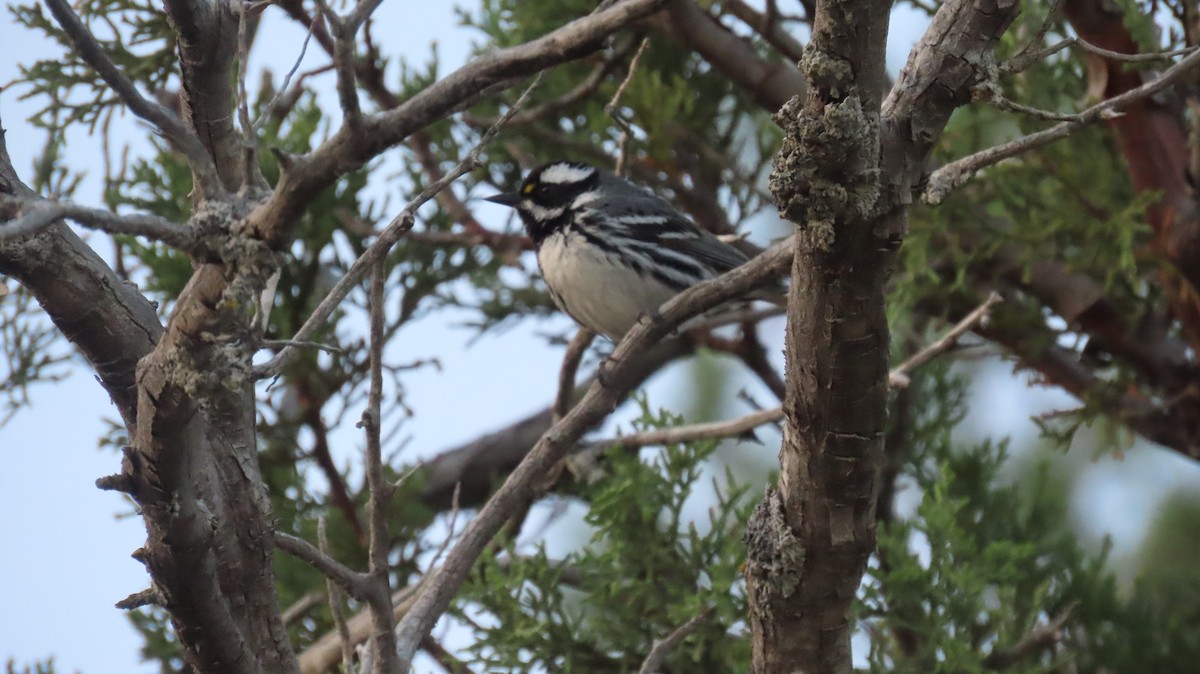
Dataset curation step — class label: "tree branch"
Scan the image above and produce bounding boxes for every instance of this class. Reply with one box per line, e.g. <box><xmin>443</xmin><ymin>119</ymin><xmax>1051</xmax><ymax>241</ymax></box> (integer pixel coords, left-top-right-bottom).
<box><xmin>250</xmin><ymin>0</ymin><xmax>671</xmax><ymax>243</ymax></box>
<box><xmin>390</xmin><ymin>236</ymin><xmax>795</xmax><ymax>668</ymax></box>
<box><xmin>0</xmin><ymin>112</ymin><xmax>162</xmax><ymax>429</ymax></box>
<box><xmin>361</xmin><ymin>259</ymin><xmax>402</xmax><ymax>674</ymax></box>
<box><xmin>636</xmin><ymin>608</ymin><xmax>712</xmax><ymax>674</ymax></box>
<box><xmin>983</xmin><ymin>604</ymin><xmax>1076</xmax><ymax>669</ymax></box>
<box><xmin>0</xmin><ymin>195</ymin><xmax>197</xmax><ymax>249</ymax></box>
<box><xmin>889</xmin><ymin>292</ymin><xmax>1002</xmax><ymax>388</ymax></box>
<box><xmin>161</xmin><ymin>0</ymin><xmax>245</xmax><ymax>192</ymax></box>
<box><xmin>41</xmin><ymin>0</ymin><xmax>222</xmax><ymax>197</ymax></box>
<box><xmin>257</xmin><ymin>76</ymin><xmax>541</xmax><ymax>378</ymax></box>
<box><xmin>651</xmin><ymin>0</ymin><xmax>805</xmax><ymax>112</ymax></box>
<box><xmin>923</xmin><ymin>46</ymin><xmax>1200</xmax><ymax>204</ymax></box>
<box><xmin>416</xmin><ymin>337</ymin><xmax>694</xmax><ymax>512</ymax></box>
<box><xmin>554</xmin><ymin>328</ymin><xmax>596</xmax><ymax>421</ymax></box>
<box><xmin>276</xmin><ymin>532</ymin><xmax>371</xmax><ymax>601</ymax></box>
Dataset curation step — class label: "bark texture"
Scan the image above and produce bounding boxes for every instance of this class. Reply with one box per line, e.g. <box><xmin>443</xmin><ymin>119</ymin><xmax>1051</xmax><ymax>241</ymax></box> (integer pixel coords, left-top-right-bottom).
<box><xmin>746</xmin><ymin>0</ymin><xmax>1020</xmax><ymax>670</ymax></box>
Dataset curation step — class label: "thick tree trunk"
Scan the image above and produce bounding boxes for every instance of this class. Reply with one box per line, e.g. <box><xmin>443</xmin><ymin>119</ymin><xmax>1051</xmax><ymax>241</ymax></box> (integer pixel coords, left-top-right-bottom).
<box><xmin>746</xmin><ymin>0</ymin><xmax>1021</xmax><ymax>668</ymax></box>
<box><xmin>745</xmin><ymin>0</ymin><xmax>893</xmax><ymax>670</ymax></box>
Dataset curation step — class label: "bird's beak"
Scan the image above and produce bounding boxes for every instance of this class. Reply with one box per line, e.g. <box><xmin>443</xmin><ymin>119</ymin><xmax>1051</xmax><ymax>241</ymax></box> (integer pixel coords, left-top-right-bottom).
<box><xmin>484</xmin><ymin>192</ymin><xmax>522</xmax><ymax>207</ymax></box>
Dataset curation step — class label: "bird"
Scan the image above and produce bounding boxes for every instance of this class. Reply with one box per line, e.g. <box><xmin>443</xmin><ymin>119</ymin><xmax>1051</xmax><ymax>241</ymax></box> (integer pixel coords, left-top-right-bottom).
<box><xmin>485</xmin><ymin>161</ymin><xmax>762</xmax><ymax>340</ymax></box>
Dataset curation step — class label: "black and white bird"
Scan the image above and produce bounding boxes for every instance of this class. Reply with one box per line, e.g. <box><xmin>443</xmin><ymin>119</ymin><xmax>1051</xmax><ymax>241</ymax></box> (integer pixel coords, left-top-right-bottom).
<box><xmin>485</xmin><ymin>161</ymin><xmax>759</xmax><ymax>340</ymax></box>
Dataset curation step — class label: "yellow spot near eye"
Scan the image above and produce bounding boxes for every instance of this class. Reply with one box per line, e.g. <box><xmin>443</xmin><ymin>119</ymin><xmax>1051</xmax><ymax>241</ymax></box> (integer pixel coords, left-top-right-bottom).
<box><xmin>522</xmin><ymin>183</ymin><xmax>535</xmax><ymax>194</ymax></box>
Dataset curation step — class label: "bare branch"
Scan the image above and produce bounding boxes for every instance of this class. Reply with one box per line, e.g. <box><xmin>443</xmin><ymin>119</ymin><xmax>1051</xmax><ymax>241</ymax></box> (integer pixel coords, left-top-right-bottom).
<box><xmin>391</xmin><ymin>235</ymin><xmax>795</xmax><ymax>667</ymax></box>
<box><xmin>282</xmin><ymin>591</ymin><xmax>327</xmax><ymax>625</ymax></box>
<box><xmin>345</xmin><ymin>0</ymin><xmax>386</xmax><ymax>34</ymax></box>
<box><xmin>651</xmin><ymin>0</ymin><xmax>806</xmax><ymax>111</ymax></box>
<box><xmin>554</xmin><ymin>329</ymin><xmax>596</xmax><ymax>422</ymax></box>
<box><xmin>319</xmin><ymin>517</ymin><xmax>357</xmax><ymax>674</ymax></box>
<box><xmin>721</xmin><ymin>0</ymin><xmax>806</xmax><ymax>62</ymax></box>
<box><xmin>1002</xmin><ymin>0</ymin><xmax>1064</xmax><ymax>73</ymax></box>
<box><xmin>420</xmin><ymin>635</ymin><xmax>477</xmax><ymax>674</ymax></box>
<box><xmin>428</xmin><ymin>483</ymin><xmax>462</xmax><ymax>572</ymax></box>
<box><xmin>41</xmin><ymin>0</ymin><xmax>222</xmax><ymax>197</ymax></box>
<box><xmin>297</xmin><ymin>584</ymin><xmax>423</xmax><ymax>674</ymax></box>
<box><xmin>253</xmin><ymin>0</ymin><xmax>671</xmax><ymax>241</ymax></box>
<box><xmin>360</xmin><ymin>258</ymin><xmax>402</xmax><ymax>674</ymax></box>
<box><xmin>416</xmin><ymin>339</ymin><xmax>694</xmax><ymax>513</ymax></box>
<box><xmin>579</xmin><ymin>296</ymin><xmax>1004</xmax><ymax>452</ymax></box>
<box><xmin>256</xmin><ymin>75</ymin><xmax>542</xmax><ymax>378</ymax></box>
<box><xmin>1005</xmin><ymin>35</ymin><xmax>1197</xmax><ymax>73</ymax></box>
<box><xmin>984</xmin><ymin>604</ymin><xmax>1076</xmax><ymax>669</ymax></box>
<box><xmin>597</xmin><ymin>405</ymin><xmax>782</xmax><ymax>450</ymax></box>
<box><xmin>461</xmin><ymin>40</ymin><xmax>632</xmax><ymax>128</ymax></box>
<box><xmin>275</xmin><ymin>532</ymin><xmax>370</xmax><ymax>601</ymax></box>
<box><xmin>889</xmin><ymin>292</ymin><xmax>1002</xmax><ymax>388</ymax></box>
<box><xmin>0</xmin><ymin>195</ymin><xmax>197</xmax><ymax>249</ymax></box>
<box><xmin>637</xmin><ymin>609</ymin><xmax>712</xmax><ymax>674</ymax></box>
<box><xmin>605</xmin><ymin>36</ymin><xmax>651</xmax><ymax>175</ymax></box>
<box><xmin>116</xmin><ymin>587</ymin><xmax>164</xmax><ymax>610</ymax></box>
<box><xmin>924</xmin><ymin>46</ymin><xmax>1200</xmax><ymax>204</ymax></box>
<box><xmin>314</xmin><ymin>0</ymin><xmax>363</xmax><ymax>128</ymax></box>
<box><xmin>253</xmin><ymin>11</ymin><xmax>319</xmax><ymax>132</ymax></box>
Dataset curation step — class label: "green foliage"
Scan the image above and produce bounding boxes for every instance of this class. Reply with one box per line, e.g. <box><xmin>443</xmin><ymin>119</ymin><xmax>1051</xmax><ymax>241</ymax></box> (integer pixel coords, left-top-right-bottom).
<box><xmin>5</xmin><ymin>659</ymin><xmax>59</xmax><ymax>674</ymax></box>
<box><xmin>0</xmin><ymin>285</ymin><xmax>70</xmax><ymax>427</ymax></box>
<box><xmin>459</xmin><ymin>400</ymin><xmax>754</xmax><ymax>673</ymax></box>
<box><xmin>10</xmin><ymin>0</ymin><xmax>176</xmax><ymax>132</ymax></box>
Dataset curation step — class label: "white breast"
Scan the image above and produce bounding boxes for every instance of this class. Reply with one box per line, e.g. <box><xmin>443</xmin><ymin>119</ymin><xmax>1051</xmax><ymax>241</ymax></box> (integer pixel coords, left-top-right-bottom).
<box><xmin>537</xmin><ymin>228</ymin><xmax>680</xmax><ymax>339</ymax></box>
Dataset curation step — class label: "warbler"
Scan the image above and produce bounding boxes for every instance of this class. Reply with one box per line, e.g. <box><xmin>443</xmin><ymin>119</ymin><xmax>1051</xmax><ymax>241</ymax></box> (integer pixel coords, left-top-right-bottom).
<box><xmin>486</xmin><ymin>161</ymin><xmax>761</xmax><ymax>340</ymax></box>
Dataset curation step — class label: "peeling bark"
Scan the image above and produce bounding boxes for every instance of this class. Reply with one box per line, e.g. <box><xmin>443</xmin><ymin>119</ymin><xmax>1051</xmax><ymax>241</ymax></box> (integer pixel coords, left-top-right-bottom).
<box><xmin>748</xmin><ymin>0</ymin><xmax>1020</xmax><ymax>669</ymax></box>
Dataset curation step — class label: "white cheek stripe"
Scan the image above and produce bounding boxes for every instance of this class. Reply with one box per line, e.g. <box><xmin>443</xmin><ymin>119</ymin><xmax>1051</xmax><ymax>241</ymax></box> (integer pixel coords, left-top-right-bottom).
<box><xmin>572</xmin><ymin>190</ymin><xmax>600</xmax><ymax>208</ymax></box>
<box><xmin>540</xmin><ymin>164</ymin><xmax>596</xmax><ymax>184</ymax></box>
<box><xmin>524</xmin><ymin>202</ymin><xmax>565</xmax><ymax>220</ymax></box>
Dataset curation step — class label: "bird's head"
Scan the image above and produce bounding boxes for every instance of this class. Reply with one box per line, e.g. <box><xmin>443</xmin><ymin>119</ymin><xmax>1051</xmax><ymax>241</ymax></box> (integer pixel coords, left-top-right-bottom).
<box><xmin>485</xmin><ymin>161</ymin><xmax>601</xmax><ymax>243</ymax></box>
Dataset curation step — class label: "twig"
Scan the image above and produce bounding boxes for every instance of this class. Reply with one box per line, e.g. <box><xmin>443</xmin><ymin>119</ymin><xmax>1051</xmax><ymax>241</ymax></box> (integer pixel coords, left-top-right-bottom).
<box><xmin>275</xmin><ymin>531</ymin><xmax>369</xmax><ymax>600</ymax></box>
<box><xmin>574</xmin><ymin>294</ymin><xmax>1002</xmax><ymax>451</ymax></box>
<box><xmin>345</xmin><ymin>0</ymin><xmax>386</xmax><ymax>34</ymax></box>
<box><xmin>427</xmin><ymin>483</ymin><xmax>462</xmax><ymax>572</ymax></box>
<box><xmin>983</xmin><ymin>603</ymin><xmax>1076</xmax><ymax>669</ymax></box>
<box><xmin>319</xmin><ymin>517</ymin><xmax>357</xmax><ymax>674</ymax></box>
<box><xmin>115</xmin><ymin>588</ymin><xmax>163</xmax><ymax>610</ymax></box>
<box><xmin>554</xmin><ymin>328</ymin><xmax>596</xmax><ymax>421</ymax></box>
<box><xmin>41</xmin><ymin>0</ymin><xmax>221</xmax><ymax>197</ymax></box>
<box><xmin>1005</xmin><ymin>35</ymin><xmax>1198</xmax><ymax>73</ymax></box>
<box><xmin>296</xmin><ymin>583</ymin><xmax>424</xmax><ymax>674</ymax></box>
<box><xmin>360</xmin><ymin>257</ymin><xmax>402</xmax><ymax>674</ymax></box>
<box><xmin>721</xmin><ymin>0</ymin><xmax>806</xmax><ymax>62</ymax></box>
<box><xmin>889</xmin><ymin>292</ymin><xmax>1002</xmax><ymax>388</ymax></box>
<box><xmin>313</xmin><ymin>0</ymin><xmax>363</xmax><ymax>127</ymax></box>
<box><xmin>924</xmin><ymin>46</ymin><xmax>1200</xmax><ymax>203</ymax></box>
<box><xmin>390</xmin><ymin>235</ymin><xmax>797</xmax><ymax>669</ymax></box>
<box><xmin>637</xmin><ymin>608</ymin><xmax>712</xmax><ymax>674</ymax></box>
<box><xmin>0</xmin><ymin>195</ymin><xmax>196</xmax><ymax>249</ymax></box>
<box><xmin>235</xmin><ymin>0</ymin><xmax>266</xmax><ymax>190</ymax></box>
<box><xmin>460</xmin><ymin>40</ymin><xmax>631</xmax><ymax>128</ymax></box>
<box><xmin>281</xmin><ymin>590</ymin><xmax>326</xmax><ymax>625</ymax></box>
<box><xmin>259</xmin><ymin>338</ymin><xmax>345</xmax><ymax>354</ymax></box>
<box><xmin>605</xmin><ymin>37</ymin><xmax>651</xmax><ymax>175</ymax></box>
<box><xmin>980</xmin><ymin>84</ymin><xmax>1097</xmax><ymax>122</ymax></box>
<box><xmin>1003</xmin><ymin>0</ymin><xmax>1064</xmax><ymax>73</ymax></box>
<box><xmin>595</xmin><ymin>406</ymin><xmax>783</xmax><ymax>450</ymax></box>
<box><xmin>420</xmin><ymin>635</ymin><xmax>477</xmax><ymax>674</ymax></box>
<box><xmin>253</xmin><ymin>3</ymin><xmax>319</xmax><ymax>132</ymax></box>
<box><xmin>255</xmin><ymin>74</ymin><xmax>544</xmax><ymax>378</ymax></box>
